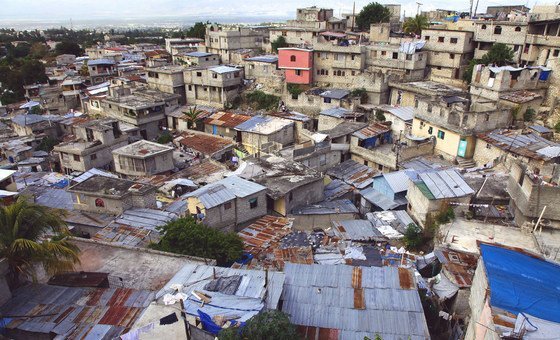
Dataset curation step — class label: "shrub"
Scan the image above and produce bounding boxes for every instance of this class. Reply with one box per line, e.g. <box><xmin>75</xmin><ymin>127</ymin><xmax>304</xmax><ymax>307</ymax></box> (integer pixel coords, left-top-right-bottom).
<box><xmin>403</xmin><ymin>223</ymin><xmax>422</xmax><ymax>249</ymax></box>
<box><xmin>523</xmin><ymin>108</ymin><xmax>536</xmax><ymax>122</ymax></box>
<box><xmin>375</xmin><ymin>110</ymin><xmax>386</xmax><ymax>122</ymax></box>
<box><xmin>246</xmin><ymin>90</ymin><xmax>280</xmax><ymax>111</ymax></box>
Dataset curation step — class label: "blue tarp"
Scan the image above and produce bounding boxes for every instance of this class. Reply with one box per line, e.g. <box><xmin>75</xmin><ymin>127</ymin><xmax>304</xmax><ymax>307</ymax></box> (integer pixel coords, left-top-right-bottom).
<box><xmin>52</xmin><ymin>179</ymin><xmax>69</xmax><ymax>188</ymax></box>
<box><xmin>540</xmin><ymin>70</ymin><xmax>551</xmax><ymax>81</ymax></box>
<box><xmin>197</xmin><ymin>310</ymin><xmax>222</xmax><ymax>335</ymax></box>
<box><xmin>480</xmin><ymin>243</ymin><xmax>560</xmax><ymax>323</ymax></box>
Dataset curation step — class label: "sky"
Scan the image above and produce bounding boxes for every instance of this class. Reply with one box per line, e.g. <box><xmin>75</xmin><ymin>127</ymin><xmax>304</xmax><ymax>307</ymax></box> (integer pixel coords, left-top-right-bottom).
<box><xmin>0</xmin><ymin>0</ymin><xmax>537</xmax><ymax>23</ymax></box>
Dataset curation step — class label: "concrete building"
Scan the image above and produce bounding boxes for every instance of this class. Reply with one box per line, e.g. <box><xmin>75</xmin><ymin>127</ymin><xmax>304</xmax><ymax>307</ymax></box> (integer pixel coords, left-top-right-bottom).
<box><xmin>242</xmin><ymin>55</ymin><xmax>284</xmax><ymax>91</ymax></box>
<box><xmin>238</xmin><ymin>155</ymin><xmax>325</xmax><ymax>216</ymax></box>
<box><xmin>465</xmin><ymin>243</ymin><xmax>560</xmax><ymax>340</ymax></box>
<box><xmin>204</xmin><ymin>25</ymin><xmax>268</xmax><ymax>63</ymax></box>
<box><xmin>165</xmin><ymin>37</ymin><xmax>204</xmax><ymax>54</ymax></box>
<box><xmin>234</xmin><ymin>115</ymin><xmax>295</xmax><ymax>154</ymax></box>
<box><xmin>522</xmin><ymin>19</ymin><xmax>560</xmax><ymax>65</ymax></box>
<box><xmin>68</xmin><ymin>175</ymin><xmax>157</xmax><ymax>215</ymax></box>
<box><xmin>349</xmin><ymin>123</ymin><xmax>396</xmax><ymax>172</ymax></box>
<box><xmin>173</xmin><ymin>51</ymin><xmax>219</xmax><ymax>68</ymax></box>
<box><xmin>174</xmin><ymin>130</ymin><xmax>234</xmax><ymax>162</ymax></box>
<box><xmin>473</xmin><ymin>21</ymin><xmax>527</xmax><ymax>62</ymax></box>
<box><xmin>407</xmin><ymin>169</ymin><xmax>475</xmax><ymax>227</ymax></box>
<box><xmin>11</xmin><ymin>114</ymin><xmax>63</xmax><ymax>139</ymax></box>
<box><xmin>422</xmin><ymin>28</ymin><xmax>475</xmax><ymax>85</ymax></box>
<box><xmin>54</xmin><ymin>119</ymin><xmax>128</xmax><ymax>174</ymax></box>
<box><xmin>146</xmin><ymin>65</ymin><xmax>187</xmax><ymax>105</ymax></box>
<box><xmin>278</xmin><ymin>48</ymin><xmax>313</xmax><ymax>85</ymax></box>
<box><xmin>318</xmin><ymin>107</ymin><xmax>365</xmax><ymax>131</ymax></box>
<box><xmin>185</xmin><ymin>175</ymin><xmax>267</xmax><ymax>231</ymax></box>
<box><xmin>87</xmin><ymin>59</ymin><xmax>117</xmax><ymax>84</ymax></box>
<box><xmin>101</xmin><ymin>84</ymin><xmax>180</xmax><ymax>140</ymax></box>
<box><xmin>184</xmin><ymin>65</ymin><xmax>244</xmax><ymax>108</ymax></box>
<box><xmin>113</xmin><ymin>140</ymin><xmax>175</xmax><ymax>177</ymax></box>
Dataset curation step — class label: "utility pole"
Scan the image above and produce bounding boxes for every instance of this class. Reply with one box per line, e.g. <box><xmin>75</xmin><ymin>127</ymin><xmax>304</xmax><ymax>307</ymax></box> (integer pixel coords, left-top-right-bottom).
<box><xmin>416</xmin><ymin>2</ymin><xmax>423</xmax><ymax>16</ymax></box>
<box><xmin>351</xmin><ymin>2</ymin><xmax>356</xmax><ymax>32</ymax></box>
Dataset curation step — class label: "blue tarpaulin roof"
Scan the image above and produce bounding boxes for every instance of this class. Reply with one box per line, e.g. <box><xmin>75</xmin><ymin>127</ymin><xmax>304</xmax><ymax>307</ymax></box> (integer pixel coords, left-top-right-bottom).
<box><xmin>480</xmin><ymin>243</ymin><xmax>560</xmax><ymax>323</ymax></box>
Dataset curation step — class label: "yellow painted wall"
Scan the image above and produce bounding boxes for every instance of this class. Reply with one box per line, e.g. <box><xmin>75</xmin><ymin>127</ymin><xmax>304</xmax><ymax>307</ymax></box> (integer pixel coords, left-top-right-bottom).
<box><xmin>186</xmin><ymin>197</ymin><xmax>205</xmax><ymax>216</ymax></box>
<box><xmin>411</xmin><ymin>118</ymin><xmax>475</xmax><ymax>158</ymax></box>
<box><xmin>273</xmin><ymin>196</ymin><xmax>286</xmax><ymax>216</ymax></box>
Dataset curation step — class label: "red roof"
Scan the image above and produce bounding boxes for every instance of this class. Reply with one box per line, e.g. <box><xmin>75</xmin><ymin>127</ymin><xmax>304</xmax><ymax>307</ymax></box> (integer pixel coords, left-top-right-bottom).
<box><xmin>203</xmin><ymin>111</ymin><xmax>251</xmax><ymax>128</ymax></box>
<box><xmin>175</xmin><ymin>132</ymin><xmax>233</xmax><ymax>155</ymax></box>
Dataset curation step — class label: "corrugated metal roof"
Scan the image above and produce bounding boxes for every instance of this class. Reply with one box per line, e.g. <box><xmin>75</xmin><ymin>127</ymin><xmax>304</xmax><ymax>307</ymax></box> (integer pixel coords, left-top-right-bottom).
<box><xmin>244</xmin><ymin>55</ymin><xmax>278</xmax><ymax>63</ymax></box>
<box><xmin>185</xmin><ymin>175</ymin><xmax>265</xmax><ymax>209</ymax></box>
<box><xmin>234</xmin><ymin>115</ymin><xmax>293</xmax><ymax>134</ymax></box>
<box><xmin>380</xmin><ymin>170</ymin><xmax>416</xmax><ymax>193</ymax></box>
<box><xmin>292</xmin><ymin>199</ymin><xmax>358</xmax><ymax>215</ymax></box>
<box><xmin>320</xmin><ymin>89</ymin><xmax>350</xmax><ymax>100</ymax></box>
<box><xmin>72</xmin><ymin>168</ymin><xmax>118</xmax><ymax>184</ymax></box>
<box><xmin>113</xmin><ymin>208</ymin><xmax>177</xmax><ymax>231</ymax></box>
<box><xmin>185</xmin><ymin>51</ymin><xmax>213</xmax><ymax>57</ymax></box>
<box><xmin>320</xmin><ymin>107</ymin><xmax>350</xmax><ymax>118</ymax></box>
<box><xmin>327</xmin><ymin>159</ymin><xmax>375</xmax><ymax>189</ymax></box>
<box><xmin>417</xmin><ymin>169</ymin><xmax>474</xmax><ymax>199</ymax></box>
<box><xmin>332</xmin><ymin>219</ymin><xmax>386</xmax><ymax>241</ymax></box>
<box><xmin>88</xmin><ymin>59</ymin><xmax>116</xmax><ymax>66</ymax></box>
<box><xmin>0</xmin><ymin>283</ymin><xmax>153</xmax><ymax>339</ymax></box>
<box><xmin>352</xmin><ymin>123</ymin><xmax>391</xmax><ymax>140</ymax></box>
<box><xmin>387</xmin><ymin>106</ymin><xmax>415</xmax><ymax>121</ymax></box>
<box><xmin>360</xmin><ymin>187</ymin><xmax>401</xmax><ymax>211</ymax></box>
<box><xmin>282</xmin><ymin>264</ymin><xmax>429</xmax><ymax>339</ymax></box>
<box><xmin>477</xmin><ymin>129</ymin><xmax>558</xmax><ymax>160</ymax></box>
<box><xmin>324</xmin><ymin>179</ymin><xmax>353</xmax><ymax>201</ymax></box>
<box><xmin>204</xmin><ymin>111</ymin><xmax>251</xmax><ymax>128</ymax></box>
<box><xmin>529</xmin><ymin>125</ymin><xmax>552</xmax><ymax>133</ymax></box>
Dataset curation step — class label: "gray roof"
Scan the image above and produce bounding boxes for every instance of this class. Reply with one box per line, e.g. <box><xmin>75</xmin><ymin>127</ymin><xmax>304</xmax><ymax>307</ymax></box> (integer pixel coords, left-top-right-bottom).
<box><xmin>320</xmin><ymin>89</ymin><xmax>350</xmax><ymax>100</ymax></box>
<box><xmin>291</xmin><ymin>199</ymin><xmax>358</xmax><ymax>215</ymax></box>
<box><xmin>157</xmin><ymin>263</ymin><xmax>285</xmax><ymax>310</ymax></box>
<box><xmin>185</xmin><ymin>175</ymin><xmax>266</xmax><ymax>209</ymax></box>
<box><xmin>324</xmin><ymin>179</ymin><xmax>353</xmax><ymax>201</ymax></box>
<box><xmin>244</xmin><ymin>55</ymin><xmax>278</xmax><ymax>63</ymax></box>
<box><xmin>72</xmin><ymin>168</ymin><xmax>118</xmax><ymax>184</ymax></box>
<box><xmin>12</xmin><ymin>114</ymin><xmax>63</xmax><ymax>126</ymax></box>
<box><xmin>209</xmin><ymin>65</ymin><xmax>240</xmax><ymax>74</ymax></box>
<box><xmin>529</xmin><ymin>125</ymin><xmax>552</xmax><ymax>133</ymax></box>
<box><xmin>366</xmin><ymin>210</ymin><xmax>415</xmax><ymax>234</ymax></box>
<box><xmin>113</xmin><ymin>208</ymin><xmax>177</xmax><ymax>231</ymax></box>
<box><xmin>418</xmin><ymin>169</ymin><xmax>474</xmax><ymax>199</ymax></box>
<box><xmin>378</xmin><ymin>170</ymin><xmax>417</xmax><ymax>194</ymax></box>
<box><xmin>88</xmin><ymin>58</ymin><xmax>116</xmax><ymax>65</ymax></box>
<box><xmin>319</xmin><ymin>122</ymin><xmax>369</xmax><ymax>139</ymax></box>
<box><xmin>332</xmin><ymin>219</ymin><xmax>386</xmax><ymax>241</ymax></box>
<box><xmin>320</xmin><ymin>107</ymin><xmax>351</xmax><ymax>118</ymax></box>
<box><xmin>185</xmin><ymin>51</ymin><xmax>213</xmax><ymax>57</ymax></box>
<box><xmin>282</xmin><ymin>263</ymin><xmax>430</xmax><ymax>339</ymax></box>
<box><xmin>20</xmin><ymin>185</ymin><xmax>74</xmax><ymax>211</ymax></box>
<box><xmin>360</xmin><ymin>187</ymin><xmax>403</xmax><ymax>211</ymax></box>
<box><xmin>386</xmin><ymin>106</ymin><xmax>415</xmax><ymax>121</ymax></box>
<box><xmin>327</xmin><ymin>159</ymin><xmax>375</xmax><ymax>189</ymax></box>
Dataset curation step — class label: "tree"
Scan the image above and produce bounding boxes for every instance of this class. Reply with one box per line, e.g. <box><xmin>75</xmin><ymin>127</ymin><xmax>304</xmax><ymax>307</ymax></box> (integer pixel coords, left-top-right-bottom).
<box><xmin>463</xmin><ymin>58</ymin><xmax>482</xmax><ymax>83</ymax></box>
<box><xmin>480</xmin><ymin>43</ymin><xmax>514</xmax><ymax>66</ymax></box>
<box><xmin>356</xmin><ymin>2</ymin><xmax>391</xmax><ymax>30</ymax></box>
<box><xmin>30</xmin><ymin>42</ymin><xmax>49</xmax><ymax>59</ymax></box>
<box><xmin>403</xmin><ymin>223</ymin><xmax>422</xmax><ymax>249</ymax></box>
<box><xmin>150</xmin><ymin>217</ymin><xmax>243</xmax><ymax>265</ymax></box>
<box><xmin>36</xmin><ymin>136</ymin><xmax>60</xmax><ymax>152</ymax></box>
<box><xmin>0</xmin><ymin>198</ymin><xmax>80</xmax><ymax>288</ymax></box>
<box><xmin>183</xmin><ymin>105</ymin><xmax>203</xmax><ymax>129</ymax></box>
<box><xmin>271</xmin><ymin>36</ymin><xmax>288</xmax><ymax>53</ymax></box>
<box><xmin>20</xmin><ymin>59</ymin><xmax>48</xmax><ymax>85</ymax></box>
<box><xmin>187</xmin><ymin>22</ymin><xmax>207</xmax><ymax>39</ymax></box>
<box><xmin>219</xmin><ymin>310</ymin><xmax>298</xmax><ymax>340</ymax></box>
<box><xmin>403</xmin><ymin>15</ymin><xmax>430</xmax><ymax>35</ymax></box>
<box><xmin>55</xmin><ymin>41</ymin><xmax>83</xmax><ymax>56</ymax></box>
<box><xmin>375</xmin><ymin>110</ymin><xmax>386</xmax><ymax>122</ymax></box>
<box><xmin>524</xmin><ymin>108</ymin><xmax>536</xmax><ymax>122</ymax></box>
<box><xmin>156</xmin><ymin>131</ymin><xmax>173</xmax><ymax>144</ymax></box>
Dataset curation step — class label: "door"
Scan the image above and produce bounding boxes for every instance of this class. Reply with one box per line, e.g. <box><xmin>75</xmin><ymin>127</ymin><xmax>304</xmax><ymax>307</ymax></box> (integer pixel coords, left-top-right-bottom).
<box><xmin>212</xmin><ymin>125</ymin><xmax>217</xmax><ymax>135</ymax></box>
<box><xmin>457</xmin><ymin>138</ymin><xmax>467</xmax><ymax>157</ymax></box>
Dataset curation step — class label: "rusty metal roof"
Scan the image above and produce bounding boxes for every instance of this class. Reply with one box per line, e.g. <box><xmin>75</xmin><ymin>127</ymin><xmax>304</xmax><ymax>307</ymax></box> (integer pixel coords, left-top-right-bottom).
<box><xmin>477</xmin><ymin>129</ymin><xmax>558</xmax><ymax>161</ymax></box>
<box><xmin>175</xmin><ymin>131</ymin><xmax>234</xmax><ymax>156</ymax></box>
<box><xmin>203</xmin><ymin>111</ymin><xmax>251</xmax><ymax>128</ymax></box>
<box><xmin>0</xmin><ymin>283</ymin><xmax>154</xmax><ymax>339</ymax></box>
<box><xmin>352</xmin><ymin>123</ymin><xmax>391</xmax><ymax>140</ymax></box>
<box><xmin>435</xmin><ymin>248</ymin><xmax>479</xmax><ymax>288</ymax></box>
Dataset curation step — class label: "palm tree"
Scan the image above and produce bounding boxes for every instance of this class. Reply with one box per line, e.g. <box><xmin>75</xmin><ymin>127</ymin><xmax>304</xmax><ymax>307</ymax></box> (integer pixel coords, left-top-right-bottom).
<box><xmin>403</xmin><ymin>15</ymin><xmax>430</xmax><ymax>36</ymax></box>
<box><xmin>0</xmin><ymin>197</ymin><xmax>80</xmax><ymax>288</ymax></box>
<box><xmin>183</xmin><ymin>105</ymin><xmax>203</xmax><ymax>130</ymax></box>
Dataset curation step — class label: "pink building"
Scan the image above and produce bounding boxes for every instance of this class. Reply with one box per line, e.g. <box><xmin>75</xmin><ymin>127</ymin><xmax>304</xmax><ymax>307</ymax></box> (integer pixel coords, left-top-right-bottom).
<box><xmin>278</xmin><ymin>48</ymin><xmax>313</xmax><ymax>84</ymax></box>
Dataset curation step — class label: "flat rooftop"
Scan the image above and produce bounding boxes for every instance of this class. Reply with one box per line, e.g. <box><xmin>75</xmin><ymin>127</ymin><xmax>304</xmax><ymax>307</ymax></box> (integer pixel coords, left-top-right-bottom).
<box><xmin>113</xmin><ymin>140</ymin><xmax>174</xmax><ymax>158</ymax></box>
<box><xmin>68</xmin><ymin>174</ymin><xmax>154</xmax><ymax>197</ymax></box>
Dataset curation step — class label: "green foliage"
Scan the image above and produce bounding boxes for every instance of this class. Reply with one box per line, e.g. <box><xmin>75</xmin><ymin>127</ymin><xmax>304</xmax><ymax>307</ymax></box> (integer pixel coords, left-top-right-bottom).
<box><xmin>463</xmin><ymin>59</ymin><xmax>482</xmax><ymax>83</ymax></box>
<box><xmin>271</xmin><ymin>36</ymin><xmax>288</xmax><ymax>52</ymax></box>
<box><xmin>356</xmin><ymin>2</ymin><xmax>391</xmax><ymax>30</ymax></box>
<box><xmin>350</xmin><ymin>88</ymin><xmax>368</xmax><ymax>103</ymax></box>
<box><xmin>30</xmin><ymin>42</ymin><xmax>48</xmax><ymax>59</ymax></box>
<box><xmin>480</xmin><ymin>43</ymin><xmax>514</xmax><ymax>66</ymax></box>
<box><xmin>55</xmin><ymin>41</ymin><xmax>83</xmax><ymax>56</ymax></box>
<box><xmin>246</xmin><ymin>90</ymin><xmax>280</xmax><ymax>111</ymax></box>
<box><xmin>403</xmin><ymin>15</ymin><xmax>430</xmax><ymax>35</ymax></box>
<box><xmin>435</xmin><ymin>206</ymin><xmax>455</xmax><ymax>225</ymax></box>
<box><xmin>218</xmin><ymin>310</ymin><xmax>298</xmax><ymax>340</ymax></box>
<box><xmin>375</xmin><ymin>110</ymin><xmax>386</xmax><ymax>122</ymax></box>
<box><xmin>554</xmin><ymin>121</ymin><xmax>560</xmax><ymax>133</ymax></box>
<box><xmin>151</xmin><ymin>217</ymin><xmax>243</xmax><ymax>265</ymax></box>
<box><xmin>36</xmin><ymin>136</ymin><xmax>59</xmax><ymax>152</ymax></box>
<box><xmin>186</xmin><ymin>22</ymin><xmax>207</xmax><ymax>39</ymax></box>
<box><xmin>287</xmin><ymin>83</ymin><xmax>304</xmax><ymax>97</ymax></box>
<box><xmin>183</xmin><ymin>105</ymin><xmax>204</xmax><ymax>129</ymax></box>
<box><xmin>523</xmin><ymin>108</ymin><xmax>536</xmax><ymax>122</ymax></box>
<box><xmin>0</xmin><ymin>197</ymin><xmax>79</xmax><ymax>288</ymax></box>
<box><xmin>403</xmin><ymin>223</ymin><xmax>422</xmax><ymax>249</ymax></box>
<box><xmin>0</xmin><ymin>59</ymin><xmax>48</xmax><ymax>104</ymax></box>
<box><xmin>156</xmin><ymin>131</ymin><xmax>173</xmax><ymax>144</ymax></box>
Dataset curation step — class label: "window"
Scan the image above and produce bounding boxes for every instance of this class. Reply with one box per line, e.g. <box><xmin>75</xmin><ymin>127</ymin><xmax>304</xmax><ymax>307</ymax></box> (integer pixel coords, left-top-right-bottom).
<box><xmin>212</xmin><ymin>73</ymin><xmax>217</xmax><ymax>78</ymax></box>
<box><xmin>288</xmin><ymin>192</ymin><xmax>293</xmax><ymax>202</ymax></box>
<box><xmin>450</xmin><ymin>37</ymin><xmax>458</xmax><ymax>44</ymax></box>
<box><xmin>515</xmin><ymin>26</ymin><xmax>521</xmax><ymax>32</ymax></box>
<box><xmin>450</xmin><ymin>53</ymin><xmax>455</xmax><ymax>59</ymax></box>
<box><xmin>249</xmin><ymin>198</ymin><xmax>258</xmax><ymax>209</ymax></box>
<box><xmin>406</xmin><ymin>54</ymin><xmax>412</xmax><ymax>60</ymax></box>
<box><xmin>427</xmin><ymin>104</ymin><xmax>432</xmax><ymax>113</ymax></box>
<box><xmin>494</xmin><ymin>26</ymin><xmax>502</xmax><ymax>35</ymax></box>
<box><xmin>196</xmin><ymin>72</ymin><xmax>202</xmax><ymax>77</ymax></box>
<box><xmin>351</xmin><ymin>54</ymin><xmax>355</xmax><ymax>60</ymax></box>
<box><xmin>424</xmin><ymin>36</ymin><xmax>430</xmax><ymax>40</ymax></box>
<box><xmin>481</xmin><ymin>24</ymin><xmax>487</xmax><ymax>30</ymax></box>
<box><xmin>295</xmin><ymin>69</ymin><xmax>302</xmax><ymax>76</ymax></box>
<box><xmin>438</xmin><ymin>37</ymin><xmax>444</xmax><ymax>43</ymax></box>
<box><xmin>381</xmin><ymin>51</ymin><xmax>386</xmax><ymax>56</ymax></box>
<box><xmin>292</xmin><ymin>93</ymin><xmax>298</xmax><ymax>100</ymax></box>
<box><xmin>73</xmin><ymin>155</ymin><xmax>80</xmax><ymax>161</ymax></box>
<box><xmin>351</xmin><ymin>71</ymin><xmax>356</xmax><ymax>76</ymax></box>
<box><xmin>95</xmin><ymin>198</ymin><xmax>105</xmax><ymax>207</ymax></box>
<box><xmin>428</xmin><ymin>126</ymin><xmax>433</xmax><ymax>135</ymax></box>
<box><xmin>378</xmin><ymin>164</ymin><xmax>383</xmax><ymax>171</ymax></box>
<box><xmin>224</xmin><ymin>202</ymin><xmax>232</xmax><ymax>210</ymax></box>
<box><xmin>290</xmin><ymin>55</ymin><xmax>296</xmax><ymax>62</ymax></box>
<box><xmin>282</xmin><ymin>31</ymin><xmax>287</xmax><ymax>36</ymax></box>
<box><xmin>486</xmin><ymin>143</ymin><xmax>492</xmax><ymax>149</ymax></box>
<box><xmin>437</xmin><ymin>130</ymin><xmax>445</xmax><ymax>139</ymax></box>
<box><xmin>414</xmin><ymin>99</ymin><xmax>419</xmax><ymax>108</ymax></box>
<box><xmin>188</xmin><ymin>85</ymin><xmax>192</xmax><ymax>91</ymax></box>
<box><xmin>485</xmin><ymin>114</ymin><xmax>490</xmax><ymax>122</ymax></box>
<box><xmin>319</xmin><ymin>154</ymin><xmax>327</xmax><ymax>166</ymax></box>
<box><xmin>324</xmin><ymin>97</ymin><xmax>331</xmax><ymax>103</ymax></box>
<box><xmin>554</xmin><ymin>50</ymin><xmax>560</xmax><ymax>57</ymax></box>
<box><xmin>392</xmin><ymin>52</ymin><xmax>398</xmax><ymax>59</ymax></box>
<box><xmin>90</xmin><ymin>154</ymin><xmax>97</xmax><ymax>160</ymax></box>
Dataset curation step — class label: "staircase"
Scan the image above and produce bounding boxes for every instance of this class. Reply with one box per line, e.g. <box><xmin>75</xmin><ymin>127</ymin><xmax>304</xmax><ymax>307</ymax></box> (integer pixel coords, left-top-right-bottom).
<box><xmin>456</xmin><ymin>157</ymin><xmax>476</xmax><ymax>169</ymax></box>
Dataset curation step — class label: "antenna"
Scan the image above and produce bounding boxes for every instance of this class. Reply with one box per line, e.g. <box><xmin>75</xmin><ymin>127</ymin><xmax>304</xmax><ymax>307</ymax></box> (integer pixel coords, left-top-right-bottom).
<box><xmin>416</xmin><ymin>2</ymin><xmax>423</xmax><ymax>16</ymax></box>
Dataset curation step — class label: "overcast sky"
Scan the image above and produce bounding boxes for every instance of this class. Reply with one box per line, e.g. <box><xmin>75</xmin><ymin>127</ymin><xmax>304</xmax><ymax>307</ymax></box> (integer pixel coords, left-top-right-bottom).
<box><xmin>0</xmin><ymin>0</ymin><xmax>538</xmax><ymax>21</ymax></box>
